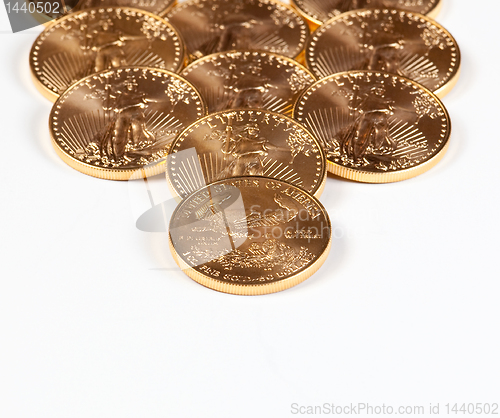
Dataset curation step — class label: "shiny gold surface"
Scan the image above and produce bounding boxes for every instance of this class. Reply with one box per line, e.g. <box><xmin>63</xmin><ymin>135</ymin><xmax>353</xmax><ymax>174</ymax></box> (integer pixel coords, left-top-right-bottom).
<box><xmin>291</xmin><ymin>0</ymin><xmax>442</xmax><ymax>27</ymax></box>
<box><xmin>169</xmin><ymin>177</ymin><xmax>332</xmax><ymax>295</ymax></box>
<box><xmin>293</xmin><ymin>70</ymin><xmax>451</xmax><ymax>183</ymax></box>
<box><xmin>180</xmin><ymin>50</ymin><xmax>316</xmax><ymax>116</ymax></box>
<box><xmin>30</xmin><ymin>7</ymin><xmax>185</xmax><ymax>101</ymax></box>
<box><xmin>306</xmin><ymin>9</ymin><xmax>460</xmax><ymax>98</ymax></box>
<box><xmin>75</xmin><ymin>0</ymin><xmax>177</xmax><ymax>16</ymax></box>
<box><xmin>34</xmin><ymin>0</ymin><xmax>177</xmax><ymax>25</ymax></box>
<box><xmin>166</xmin><ymin>109</ymin><xmax>327</xmax><ymax>198</ymax></box>
<box><xmin>166</xmin><ymin>0</ymin><xmax>310</xmax><ymax>62</ymax></box>
<box><xmin>49</xmin><ymin>67</ymin><xmax>206</xmax><ymax>180</ymax></box>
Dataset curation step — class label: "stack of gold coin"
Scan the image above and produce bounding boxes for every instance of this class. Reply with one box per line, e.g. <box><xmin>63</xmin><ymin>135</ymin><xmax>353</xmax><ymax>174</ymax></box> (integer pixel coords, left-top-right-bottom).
<box><xmin>27</xmin><ymin>0</ymin><xmax>460</xmax><ymax>294</ymax></box>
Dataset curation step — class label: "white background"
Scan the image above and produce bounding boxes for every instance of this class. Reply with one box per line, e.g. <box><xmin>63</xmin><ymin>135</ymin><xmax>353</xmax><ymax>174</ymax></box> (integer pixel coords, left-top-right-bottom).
<box><xmin>0</xmin><ymin>1</ymin><xmax>499</xmax><ymax>417</ymax></box>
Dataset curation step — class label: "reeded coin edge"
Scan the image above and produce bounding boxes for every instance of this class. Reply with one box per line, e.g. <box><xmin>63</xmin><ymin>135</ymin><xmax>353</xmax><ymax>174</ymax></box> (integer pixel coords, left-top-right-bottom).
<box><xmin>49</xmin><ymin>66</ymin><xmax>206</xmax><ymax>181</ymax></box>
<box><xmin>327</xmin><ymin>139</ymin><xmax>450</xmax><ymax>183</ymax></box>
<box><xmin>30</xmin><ymin>6</ymin><xmax>185</xmax><ymax>102</ymax></box>
<box><xmin>165</xmin><ymin>109</ymin><xmax>327</xmax><ymax>198</ymax></box>
<box><xmin>305</xmin><ymin>8</ymin><xmax>461</xmax><ymax>98</ymax></box>
<box><xmin>169</xmin><ymin>233</ymin><xmax>332</xmax><ymax>295</ymax></box>
<box><xmin>293</xmin><ymin>70</ymin><xmax>452</xmax><ymax>183</ymax></box>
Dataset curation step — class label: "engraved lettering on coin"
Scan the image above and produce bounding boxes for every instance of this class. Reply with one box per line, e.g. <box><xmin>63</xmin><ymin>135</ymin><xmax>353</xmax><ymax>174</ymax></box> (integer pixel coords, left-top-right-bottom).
<box><xmin>166</xmin><ymin>0</ymin><xmax>309</xmax><ymax>61</ymax></box>
<box><xmin>306</xmin><ymin>9</ymin><xmax>460</xmax><ymax>97</ymax></box>
<box><xmin>291</xmin><ymin>0</ymin><xmax>441</xmax><ymax>26</ymax></box>
<box><xmin>181</xmin><ymin>51</ymin><xmax>315</xmax><ymax>115</ymax></box>
<box><xmin>167</xmin><ymin>110</ymin><xmax>326</xmax><ymax>197</ymax></box>
<box><xmin>293</xmin><ymin>71</ymin><xmax>451</xmax><ymax>182</ymax></box>
<box><xmin>169</xmin><ymin>178</ymin><xmax>332</xmax><ymax>295</ymax></box>
<box><xmin>30</xmin><ymin>8</ymin><xmax>184</xmax><ymax>101</ymax></box>
<box><xmin>49</xmin><ymin>67</ymin><xmax>205</xmax><ymax>180</ymax></box>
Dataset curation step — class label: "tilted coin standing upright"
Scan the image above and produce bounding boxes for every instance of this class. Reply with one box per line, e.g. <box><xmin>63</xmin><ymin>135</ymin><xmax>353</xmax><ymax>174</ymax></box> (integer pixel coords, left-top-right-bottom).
<box><xmin>180</xmin><ymin>50</ymin><xmax>316</xmax><ymax>116</ymax></box>
<box><xmin>306</xmin><ymin>9</ymin><xmax>460</xmax><ymax>98</ymax></box>
<box><xmin>169</xmin><ymin>177</ymin><xmax>332</xmax><ymax>295</ymax></box>
<box><xmin>293</xmin><ymin>71</ymin><xmax>451</xmax><ymax>183</ymax></box>
<box><xmin>49</xmin><ymin>67</ymin><xmax>206</xmax><ymax>180</ymax></box>
<box><xmin>30</xmin><ymin>7</ymin><xmax>185</xmax><ymax>101</ymax></box>
<box><xmin>291</xmin><ymin>0</ymin><xmax>442</xmax><ymax>28</ymax></box>
<box><xmin>166</xmin><ymin>109</ymin><xmax>327</xmax><ymax>198</ymax></box>
<box><xmin>166</xmin><ymin>0</ymin><xmax>310</xmax><ymax>62</ymax></box>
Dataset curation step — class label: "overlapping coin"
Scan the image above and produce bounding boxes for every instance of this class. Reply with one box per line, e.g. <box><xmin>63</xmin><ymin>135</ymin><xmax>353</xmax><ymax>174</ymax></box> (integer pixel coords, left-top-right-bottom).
<box><xmin>166</xmin><ymin>109</ymin><xmax>326</xmax><ymax>198</ymax></box>
<box><xmin>49</xmin><ymin>67</ymin><xmax>206</xmax><ymax>180</ymax></box>
<box><xmin>169</xmin><ymin>177</ymin><xmax>332</xmax><ymax>295</ymax></box>
<box><xmin>25</xmin><ymin>0</ymin><xmax>461</xmax><ymax>295</ymax></box>
<box><xmin>306</xmin><ymin>9</ymin><xmax>460</xmax><ymax>98</ymax></box>
<box><xmin>30</xmin><ymin>7</ymin><xmax>185</xmax><ymax>101</ymax></box>
<box><xmin>166</xmin><ymin>0</ymin><xmax>310</xmax><ymax>62</ymax></box>
<box><xmin>180</xmin><ymin>50</ymin><xmax>316</xmax><ymax>116</ymax></box>
<box><xmin>74</xmin><ymin>0</ymin><xmax>176</xmax><ymax>16</ymax></box>
<box><xmin>293</xmin><ymin>71</ymin><xmax>451</xmax><ymax>183</ymax></box>
<box><xmin>291</xmin><ymin>0</ymin><xmax>442</xmax><ymax>28</ymax></box>
<box><xmin>32</xmin><ymin>0</ymin><xmax>177</xmax><ymax>24</ymax></box>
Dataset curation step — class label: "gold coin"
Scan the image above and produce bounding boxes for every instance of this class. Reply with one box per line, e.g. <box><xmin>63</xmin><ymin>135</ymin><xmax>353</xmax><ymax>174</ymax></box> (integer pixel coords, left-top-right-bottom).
<box><xmin>293</xmin><ymin>71</ymin><xmax>451</xmax><ymax>183</ymax></box>
<box><xmin>49</xmin><ymin>67</ymin><xmax>206</xmax><ymax>180</ymax></box>
<box><xmin>30</xmin><ymin>7</ymin><xmax>185</xmax><ymax>101</ymax></box>
<box><xmin>169</xmin><ymin>177</ymin><xmax>332</xmax><ymax>295</ymax></box>
<box><xmin>33</xmin><ymin>0</ymin><xmax>177</xmax><ymax>26</ymax></box>
<box><xmin>166</xmin><ymin>0</ymin><xmax>310</xmax><ymax>62</ymax></box>
<box><xmin>291</xmin><ymin>0</ymin><xmax>442</xmax><ymax>28</ymax></box>
<box><xmin>74</xmin><ymin>0</ymin><xmax>177</xmax><ymax>16</ymax></box>
<box><xmin>166</xmin><ymin>109</ymin><xmax>327</xmax><ymax>198</ymax></box>
<box><xmin>180</xmin><ymin>50</ymin><xmax>316</xmax><ymax>116</ymax></box>
<box><xmin>306</xmin><ymin>9</ymin><xmax>460</xmax><ymax>98</ymax></box>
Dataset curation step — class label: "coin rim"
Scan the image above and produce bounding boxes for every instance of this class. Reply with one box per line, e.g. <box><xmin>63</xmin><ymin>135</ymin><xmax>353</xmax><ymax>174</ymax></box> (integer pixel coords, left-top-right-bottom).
<box><xmin>168</xmin><ymin>176</ymin><xmax>332</xmax><ymax>295</ymax></box>
<box><xmin>37</xmin><ymin>0</ymin><xmax>179</xmax><ymax>26</ymax></box>
<box><xmin>290</xmin><ymin>0</ymin><xmax>442</xmax><ymax>28</ymax></box>
<box><xmin>30</xmin><ymin>6</ymin><xmax>186</xmax><ymax>102</ymax></box>
<box><xmin>293</xmin><ymin>70</ymin><xmax>452</xmax><ymax>183</ymax></box>
<box><xmin>49</xmin><ymin>66</ymin><xmax>207</xmax><ymax>180</ymax></box>
<box><xmin>305</xmin><ymin>8</ymin><xmax>461</xmax><ymax>99</ymax></box>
